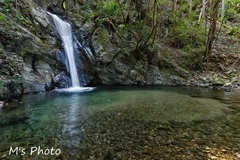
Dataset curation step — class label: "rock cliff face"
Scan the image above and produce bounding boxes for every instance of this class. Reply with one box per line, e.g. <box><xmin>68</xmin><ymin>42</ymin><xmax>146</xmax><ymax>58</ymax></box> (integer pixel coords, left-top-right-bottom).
<box><xmin>0</xmin><ymin>0</ymin><xmax>190</xmax><ymax>103</ymax></box>
<box><xmin>0</xmin><ymin>0</ymin><xmax>60</xmax><ymax>102</ymax></box>
<box><xmin>88</xmin><ymin>22</ymin><xmax>189</xmax><ymax>86</ymax></box>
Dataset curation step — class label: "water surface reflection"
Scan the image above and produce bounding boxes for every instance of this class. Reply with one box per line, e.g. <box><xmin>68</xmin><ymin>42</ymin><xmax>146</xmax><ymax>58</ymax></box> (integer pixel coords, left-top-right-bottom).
<box><xmin>0</xmin><ymin>86</ymin><xmax>239</xmax><ymax>159</ymax></box>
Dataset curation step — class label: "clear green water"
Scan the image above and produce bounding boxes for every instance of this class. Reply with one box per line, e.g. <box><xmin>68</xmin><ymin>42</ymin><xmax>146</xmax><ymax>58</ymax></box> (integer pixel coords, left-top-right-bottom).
<box><xmin>0</xmin><ymin>87</ymin><xmax>239</xmax><ymax>159</ymax></box>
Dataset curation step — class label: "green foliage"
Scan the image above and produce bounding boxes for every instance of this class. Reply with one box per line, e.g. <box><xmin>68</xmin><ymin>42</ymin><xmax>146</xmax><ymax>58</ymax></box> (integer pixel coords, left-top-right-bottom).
<box><xmin>225</xmin><ymin>8</ymin><xmax>240</xmax><ymax>21</ymax></box>
<box><xmin>81</xmin><ymin>0</ymin><xmax>239</xmax><ymax>61</ymax></box>
<box><xmin>0</xmin><ymin>0</ymin><xmax>31</xmax><ymax>25</ymax></box>
<box><xmin>172</xmin><ymin>16</ymin><xmax>205</xmax><ymax>49</ymax></box>
<box><xmin>4</xmin><ymin>0</ymin><xmax>10</xmax><ymax>10</ymax></box>
<box><xmin>97</xmin><ymin>29</ymin><xmax>107</xmax><ymax>49</ymax></box>
<box><xmin>225</xmin><ymin>0</ymin><xmax>240</xmax><ymax>21</ymax></box>
<box><xmin>178</xmin><ymin>0</ymin><xmax>190</xmax><ymax>14</ymax></box>
<box><xmin>157</xmin><ymin>0</ymin><xmax>171</xmax><ymax>5</ymax></box>
<box><xmin>149</xmin><ymin>43</ymin><xmax>160</xmax><ymax>53</ymax></box>
<box><xmin>161</xmin><ymin>50</ymin><xmax>171</xmax><ymax>60</ymax></box>
<box><xmin>227</xmin><ymin>26</ymin><xmax>240</xmax><ymax>37</ymax></box>
<box><xmin>118</xmin><ymin>24</ymin><xmax>126</xmax><ymax>30</ymax></box>
<box><xmin>16</xmin><ymin>13</ymin><xmax>24</xmax><ymax>21</ymax></box>
<box><xmin>0</xmin><ymin>13</ymin><xmax>5</xmax><ymax>21</ymax></box>
<box><xmin>82</xmin><ymin>1</ymin><xmax>121</xmax><ymax>23</ymax></box>
<box><xmin>188</xmin><ymin>11</ymin><xmax>198</xmax><ymax>21</ymax></box>
<box><xmin>226</xmin><ymin>0</ymin><xmax>240</xmax><ymax>4</ymax></box>
<box><xmin>102</xmin><ymin>0</ymin><xmax>120</xmax><ymax>17</ymax></box>
<box><xmin>82</xmin><ymin>0</ymin><xmax>161</xmax><ymax>56</ymax></box>
<box><xmin>88</xmin><ymin>11</ymin><xmax>96</xmax><ymax>19</ymax></box>
<box><xmin>0</xmin><ymin>0</ymin><xmax>10</xmax><ymax>13</ymax></box>
<box><xmin>15</xmin><ymin>12</ymin><xmax>32</xmax><ymax>25</ymax></box>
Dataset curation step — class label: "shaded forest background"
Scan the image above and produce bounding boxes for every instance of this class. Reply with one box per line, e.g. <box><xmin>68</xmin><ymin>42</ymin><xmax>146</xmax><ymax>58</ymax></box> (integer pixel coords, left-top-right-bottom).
<box><xmin>67</xmin><ymin>0</ymin><xmax>240</xmax><ymax>64</ymax></box>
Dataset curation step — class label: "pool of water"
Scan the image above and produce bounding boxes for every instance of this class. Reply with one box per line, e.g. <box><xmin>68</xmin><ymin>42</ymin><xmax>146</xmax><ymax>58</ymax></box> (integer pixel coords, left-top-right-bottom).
<box><xmin>0</xmin><ymin>86</ymin><xmax>239</xmax><ymax>159</ymax></box>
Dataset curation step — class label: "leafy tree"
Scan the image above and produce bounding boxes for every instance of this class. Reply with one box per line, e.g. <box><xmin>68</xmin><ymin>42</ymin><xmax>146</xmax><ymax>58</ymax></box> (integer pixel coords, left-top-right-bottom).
<box><xmin>80</xmin><ymin>0</ymin><xmax>240</xmax><ymax>62</ymax></box>
<box><xmin>83</xmin><ymin>0</ymin><xmax>161</xmax><ymax>58</ymax></box>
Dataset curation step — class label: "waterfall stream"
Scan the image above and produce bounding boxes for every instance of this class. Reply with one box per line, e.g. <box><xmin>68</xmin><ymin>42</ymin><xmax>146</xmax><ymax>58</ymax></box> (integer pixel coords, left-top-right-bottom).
<box><xmin>47</xmin><ymin>12</ymin><xmax>94</xmax><ymax>92</ymax></box>
<box><xmin>47</xmin><ymin>12</ymin><xmax>80</xmax><ymax>87</ymax></box>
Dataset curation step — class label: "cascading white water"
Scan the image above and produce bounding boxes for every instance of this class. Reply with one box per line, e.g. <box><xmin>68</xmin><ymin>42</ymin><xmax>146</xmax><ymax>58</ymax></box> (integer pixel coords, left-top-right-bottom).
<box><xmin>47</xmin><ymin>12</ymin><xmax>80</xmax><ymax>87</ymax></box>
<box><xmin>47</xmin><ymin>12</ymin><xmax>95</xmax><ymax>92</ymax></box>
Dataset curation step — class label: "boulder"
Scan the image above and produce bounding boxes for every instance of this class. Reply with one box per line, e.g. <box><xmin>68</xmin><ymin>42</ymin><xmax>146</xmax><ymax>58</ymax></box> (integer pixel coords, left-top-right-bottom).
<box><xmin>0</xmin><ymin>78</ymin><xmax>23</xmax><ymax>102</ymax></box>
<box><xmin>53</xmin><ymin>72</ymin><xmax>70</xmax><ymax>88</ymax></box>
<box><xmin>21</xmin><ymin>56</ymin><xmax>54</xmax><ymax>93</ymax></box>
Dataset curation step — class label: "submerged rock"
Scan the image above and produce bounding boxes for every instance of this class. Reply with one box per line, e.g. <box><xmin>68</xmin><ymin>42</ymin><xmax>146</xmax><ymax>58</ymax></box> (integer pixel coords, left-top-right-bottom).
<box><xmin>0</xmin><ymin>116</ymin><xmax>29</xmax><ymax>127</ymax></box>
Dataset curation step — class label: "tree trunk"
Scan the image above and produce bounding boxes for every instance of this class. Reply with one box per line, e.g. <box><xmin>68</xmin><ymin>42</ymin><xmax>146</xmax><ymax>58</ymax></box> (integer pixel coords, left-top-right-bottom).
<box><xmin>221</xmin><ymin>0</ymin><xmax>225</xmax><ymax>20</ymax></box>
<box><xmin>202</xmin><ymin>0</ymin><xmax>206</xmax><ymax>19</ymax></box>
<box><xmin>189</xmin><ymin>0</ymin><xmax>193</xmax><ymax>12</ymax></box>
<box><xmin>172</xmin><ymin>0</ymin><xmax>177</xmax><ymax>13</ymax></box>
<box><xmin>204</xmin><ymin>0</ymin><xmax>221</xmax><ymax>61</ymax></box>
<box><xmin>198</xmin><ymin>0</ymin><xmax>206</xmax><ymax>23</ymax></box>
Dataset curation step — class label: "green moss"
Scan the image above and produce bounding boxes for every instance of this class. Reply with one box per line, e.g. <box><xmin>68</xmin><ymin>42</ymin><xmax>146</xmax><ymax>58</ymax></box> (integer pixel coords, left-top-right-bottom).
<box><xmin>35</xmin><ymin>36</ymin><xmax>44</xmax><ymax>44</ymax></box>
<box><xmin>97</xmin><ymin>29</ymin><xmax>107</xmax><ymax>50</ymax></box>
<box><xmin>211</xmin><ymin>78</ymin><xmax>228</xmax><ymax>86</ymax></box>
<box><xmin>0</xmin><ymin>13</ymin><xmax>5</xmax><ymax>21</ymax></box>
<box><xmin>229</xmin><ymin>73</ymin><xmax>236</xmax><ymax>78</ymax></box>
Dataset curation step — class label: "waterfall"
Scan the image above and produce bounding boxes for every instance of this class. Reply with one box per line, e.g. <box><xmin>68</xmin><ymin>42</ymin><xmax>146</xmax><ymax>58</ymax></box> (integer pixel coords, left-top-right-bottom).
<box><xmin>47</xmin><ymin>12</ymin><xmax>80</xmax><ymax>87</ymax></box>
